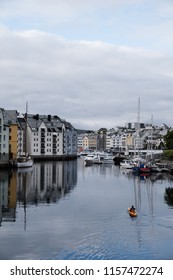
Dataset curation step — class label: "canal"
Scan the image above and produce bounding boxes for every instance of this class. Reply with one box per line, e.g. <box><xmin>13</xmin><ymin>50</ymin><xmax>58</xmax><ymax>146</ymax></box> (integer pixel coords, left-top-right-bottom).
<box><xmin>0</xmin><ymin>158</ymin><xmax>173</xmax><ymax>260</ymax></box>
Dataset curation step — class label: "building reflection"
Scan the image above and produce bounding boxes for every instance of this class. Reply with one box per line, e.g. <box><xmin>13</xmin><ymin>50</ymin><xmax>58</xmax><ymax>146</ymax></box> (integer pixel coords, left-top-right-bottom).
<box><xmin>0</xmin><ymin>160</ymin><xmax>77</xmax><ymax>226</ymax></box>
<box><xmin>0</xmin><ymin>170</ymin><xmax>17</xmax><ymax>226</ymax></box>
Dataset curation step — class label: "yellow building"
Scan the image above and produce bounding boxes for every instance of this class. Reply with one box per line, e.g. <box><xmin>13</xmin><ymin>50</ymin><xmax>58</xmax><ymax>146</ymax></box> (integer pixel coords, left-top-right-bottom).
<box><xmin>126</xmin><ymin>133</ymin><xmax>134</xmax><ymax>147</ymax></box>
<box><xmin>9</xmin><ymin>123</ymin><xmax>18</xmax><ymax>159</ymax></box>
<box><xmin>82</xmin><ymin>134</ymin><xmax>97</xmax><ymax>150</ymax></box>
<box><xmin>4</xmin><ymin>110</ymin><xmax>19</xmax><ymax>160</ymax></box>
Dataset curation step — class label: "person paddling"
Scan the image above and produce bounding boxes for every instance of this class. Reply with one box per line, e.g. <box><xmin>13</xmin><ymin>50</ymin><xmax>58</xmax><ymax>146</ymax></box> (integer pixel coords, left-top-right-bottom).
<box><xmin>130</xmin><ymin>205</ymin><xmax>136</xmax><ymax>212</ymax></box>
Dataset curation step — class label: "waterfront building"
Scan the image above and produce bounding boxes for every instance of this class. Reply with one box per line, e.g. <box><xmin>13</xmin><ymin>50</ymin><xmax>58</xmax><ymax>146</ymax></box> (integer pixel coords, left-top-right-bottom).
<box><xmin>62</xmin><ymin>120</ymin><xmax>77</xmax><ymax>155</ymax></box>
<box><xmin>77</xmin><ymin>124</ymin><xmax>168</xmax><ymax>156</ymax></box>
<box><xmin>77</xmin><ymin>133</ymin><xmax>84</xmax><ymax>152</ymax></box>
<box><xmin>82</xmin><ymin>133</ymin><xmax>97</xmax><ymax>151</ymax></box>
<box><xmin>97</xmin><ymin>128</ymin><xmax>107</xmax><ymax>151</ymax></box>
<box><xmin>1</xmin><ymin>106</ymin><xmax>170</xmax><ymax>162</ymax></box>
<box><xmin>82</xmin><ymin>134</ymin><xmax>89</xmax><ymax>150</ymax></box>
<box><xmin>4</xmin><ymin>110</ymin><xmax>19</xmax><ymax>160</ymax></box>
<box><xmin>1</xmin><ymin>110</ymin><xmax>77</xmax><ymax>161</ymax></box>
<box><xmin>25</xmin><ymin>114</ymin><xmax>77</xmax><ymax>158</ymax></box>
<box><xmin>106</xmin><ymin>133</ymin><xmax>112</xmax><ymax>150</ymax></box>
<box><xmin>114</xmin><ymin>134</ymin><xmax>122</xmax><ymax>150</ymax></box>
<box><xmin>0</xmin><ymin>108</ymin><xmax>10</xmax><ymax>162</ymax></box>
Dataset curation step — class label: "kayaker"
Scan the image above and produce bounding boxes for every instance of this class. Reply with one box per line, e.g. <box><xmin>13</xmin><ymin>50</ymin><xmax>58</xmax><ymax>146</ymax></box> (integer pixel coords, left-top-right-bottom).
<box><xmin>130</xmin><ymin>205</ymin><xmax>136</xmax><ymax>212</ymax></box>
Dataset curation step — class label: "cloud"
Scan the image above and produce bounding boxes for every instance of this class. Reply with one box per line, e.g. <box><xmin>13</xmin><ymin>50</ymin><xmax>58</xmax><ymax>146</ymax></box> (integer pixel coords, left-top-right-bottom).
<box><xmin>0</xmin><ymin>1</ymin><xmax>173</xmax><ymax>129</ymax></box>
<box><xmin>0</xmin><ymin>26</ymin><xmax>173</xmax><ymax>130</ymax></box>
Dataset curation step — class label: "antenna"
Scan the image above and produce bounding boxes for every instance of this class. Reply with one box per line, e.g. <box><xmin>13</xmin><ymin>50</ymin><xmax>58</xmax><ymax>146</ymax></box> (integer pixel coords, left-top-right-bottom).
<box><xmin>137</xmin><ymin>97</ymin><xmax>140</xmax><ymax>129</ymax></box>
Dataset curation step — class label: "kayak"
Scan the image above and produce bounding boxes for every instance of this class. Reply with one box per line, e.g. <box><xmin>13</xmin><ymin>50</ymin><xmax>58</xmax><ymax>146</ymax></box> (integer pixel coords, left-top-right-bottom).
<box><xmin>128</xmin><ymin>207</ymin><xmax>137</xmax><ymax>217</ymax></box>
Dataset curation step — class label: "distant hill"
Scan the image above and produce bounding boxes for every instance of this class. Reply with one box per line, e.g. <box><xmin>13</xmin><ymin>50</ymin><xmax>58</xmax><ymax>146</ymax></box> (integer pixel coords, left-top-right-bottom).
<box><xmin>76</xmin><ymin>129</ymin><xmax>95</xmax><ymax>134</ymax></box>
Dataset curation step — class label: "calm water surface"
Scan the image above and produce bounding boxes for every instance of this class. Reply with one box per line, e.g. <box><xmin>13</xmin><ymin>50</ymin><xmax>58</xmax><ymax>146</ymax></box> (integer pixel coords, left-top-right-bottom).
<box><xmin>0</xmin><ymin>158</ymin><xmax>173</xmax><ymax>260</ymax></box>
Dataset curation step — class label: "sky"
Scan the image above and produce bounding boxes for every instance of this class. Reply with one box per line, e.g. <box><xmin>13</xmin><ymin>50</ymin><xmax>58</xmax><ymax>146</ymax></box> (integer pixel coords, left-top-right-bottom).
<box><xmin>0</xmin><ymin>0</ymin><xmax>173</xmax><ymax>130</ymax></box>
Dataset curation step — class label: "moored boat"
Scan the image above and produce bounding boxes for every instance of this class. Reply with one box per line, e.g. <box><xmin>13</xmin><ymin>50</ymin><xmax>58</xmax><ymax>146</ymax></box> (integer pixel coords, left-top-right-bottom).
<box><xmin>84</xmin><ymin>153</ymin><xmax>103</xmax><ymax>165</ymax></box>
<box><xmin>14</xmin><ymin>154</ymin><xmax>33</xmax><ymax>168</ymax></box>
<box><xmin>102</xmin><ymin>155</ymin><xmax>115</xmax><ymax>164</ymax></box>
<box><xmin>120</xmin><ymin>159</ymin><xmax>133</xmax><ymax>169</ymax></box>
<box><xmin>132</xmin><ymin>163</ymin><xmax>151</xmax><ymax>173</ymax></box>
<box><xmin>13</xmin><ymin>103</ymin><xmax>33</xmax><ymax>168</ymax></box>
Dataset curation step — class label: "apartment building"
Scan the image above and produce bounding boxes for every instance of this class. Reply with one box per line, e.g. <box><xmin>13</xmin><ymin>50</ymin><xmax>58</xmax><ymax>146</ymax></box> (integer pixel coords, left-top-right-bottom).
<box><xmin>4</xmin><ymin>110</ymin><xmax>19</xmax><ymax>159</ymax></box>
<box><xmin>25</xmin><ymin>114</ymin><xmax>77</xmax><ymax>157</ymax></box>
<box><xmin>97</xmin><ymin>128</ymin><xmax>107</xmax><ymax>150</ymax></box>
<box><xmin>0</xmin><ymin>108</ymin><xmax>9</xmax><ymax>161</ymax></box>
<box><xmin>82</xmin><ymin>134</ymin><xmax>97</xmax><ymax>151</ymax></box>
<box><xmin>0</xmin><ymin>110</ymin><xmax>77</xmax><ymax>162</ymax></box>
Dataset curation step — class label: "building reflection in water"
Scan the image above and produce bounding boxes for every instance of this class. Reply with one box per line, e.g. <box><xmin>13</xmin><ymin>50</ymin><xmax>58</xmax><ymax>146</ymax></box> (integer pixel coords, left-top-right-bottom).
<box><xmin>0</xmin><ymin>160</ymin><xmax>77</xmax><ymax>227</ymax></box>
<box><xmin>0</xmin><ymin>169</ymin><xmax>17</xmax><ymax>226</ymax></box>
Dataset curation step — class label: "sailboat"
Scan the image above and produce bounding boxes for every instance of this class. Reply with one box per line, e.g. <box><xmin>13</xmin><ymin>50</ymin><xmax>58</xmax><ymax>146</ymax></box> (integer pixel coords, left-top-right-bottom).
<box><xmin>14</xmin><ymin>103</ymin><xmax>33</xmax><ymax>168</ymax></box>
<box><xmin>132</xmin><ymin>98</ymin><xmax>151</xmax><ymax>174</ymax></box>
<box><xmin>15</xmin><ymin>154</ymin><xmax>33</xmax><ymax>168</ymax></box>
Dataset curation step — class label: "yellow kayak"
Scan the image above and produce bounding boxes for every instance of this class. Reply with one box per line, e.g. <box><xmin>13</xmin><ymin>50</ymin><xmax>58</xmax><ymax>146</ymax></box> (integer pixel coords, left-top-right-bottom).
<box><xmin>128</xmin><ymin>207</ymin><xmax>137</xmax><ymax>217</ymax></box>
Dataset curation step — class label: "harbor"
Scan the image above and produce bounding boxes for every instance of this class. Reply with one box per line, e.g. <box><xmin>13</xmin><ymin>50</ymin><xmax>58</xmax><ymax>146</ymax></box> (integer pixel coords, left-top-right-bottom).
<box><xmin>0</xmin><ymin>158</ymin><xmax>173</xmax><ymax>260</ymax></box>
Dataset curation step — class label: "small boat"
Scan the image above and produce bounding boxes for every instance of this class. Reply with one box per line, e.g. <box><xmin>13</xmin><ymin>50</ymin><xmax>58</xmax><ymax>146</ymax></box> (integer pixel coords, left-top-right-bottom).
<box><xmin>120</xmin><ymin>159</ymin><xmax>133</xmax><ymax>169</ymax></box>
<box><xmin>84</xmin><ymin>154</ymin><xmax>103</xmax><ymax>165</ymax></box>
<box><xmin>102</xmin><ymin>155</ymin><xmax>115</xmax><ymax>164</ymax></box>
<box><xmin>128</xmin><ymin>207</ymin><xmax>137</xmax><ymax>217</ymax></box>
<box><xmin>14</xmin><ymin>103</ymin><xmax>33</xmax><ymax>168</ymax></box>
<box><xmin>14</xmin><ymin>154</ymin><xmax>33</xmax><ymax>168</ymax></box>
<box><xmin>132</xmin><ymin>163</ymin><xmax>151</xmax><ymax>173</ymax></box>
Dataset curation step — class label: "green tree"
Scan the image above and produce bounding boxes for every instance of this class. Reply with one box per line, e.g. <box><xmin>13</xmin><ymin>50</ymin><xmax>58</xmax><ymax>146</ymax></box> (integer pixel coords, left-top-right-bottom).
<box><xmin>164</xmin><ymin>130</ymin><xmax>173</xmax><ymax>149</ymax></box>
<box><xmin>164</xmin><ymin>187</ymin><xmax>173</xmax><ymax>206</ymax></box>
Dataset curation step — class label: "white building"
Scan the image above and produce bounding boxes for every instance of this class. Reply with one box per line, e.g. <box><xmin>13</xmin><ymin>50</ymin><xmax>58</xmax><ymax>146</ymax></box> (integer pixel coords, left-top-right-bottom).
<box><xmin>23</xmin><ymin>114</ymin><xmax>77</xmax><ymax>157</ymax></box>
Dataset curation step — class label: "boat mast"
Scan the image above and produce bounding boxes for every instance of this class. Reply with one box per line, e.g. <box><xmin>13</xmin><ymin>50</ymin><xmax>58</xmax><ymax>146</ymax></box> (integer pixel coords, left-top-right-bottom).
<box><xmin>151</xmin><ymin>114</ymin><xmax>153</xmax><ymax>159</ymax></box>
<box><xmin>25</xmin><ymin>102</ymin><xmax>28</xmax><ymax>156</ymax></box>
<box><xmin>137</xmin><ymin>97</ymin><xmax>140</xmax><ymax>157</ymax></box>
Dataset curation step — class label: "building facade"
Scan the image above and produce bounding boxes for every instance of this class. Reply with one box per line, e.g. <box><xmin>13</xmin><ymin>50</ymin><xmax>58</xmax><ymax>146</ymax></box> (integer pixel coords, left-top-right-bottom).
<box><xmin>0</xmin><ymin>108</ymin><xmax>9</xmax><ymax>161</ymax></box>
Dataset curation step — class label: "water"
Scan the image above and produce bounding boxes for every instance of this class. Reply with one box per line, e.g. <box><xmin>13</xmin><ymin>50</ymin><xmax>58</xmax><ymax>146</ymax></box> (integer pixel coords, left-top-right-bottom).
<box><xmin>0</xmin><ymin>158</ymin><xmax>173</xmax><ymax>260</ymax></box>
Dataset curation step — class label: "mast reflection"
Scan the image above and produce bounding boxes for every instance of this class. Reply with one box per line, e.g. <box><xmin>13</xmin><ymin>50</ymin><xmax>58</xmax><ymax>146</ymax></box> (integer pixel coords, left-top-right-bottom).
<box><xmin>17</xmin><ymin>161</ymin><xmax>77</xmax><ymax>205</ymax></box>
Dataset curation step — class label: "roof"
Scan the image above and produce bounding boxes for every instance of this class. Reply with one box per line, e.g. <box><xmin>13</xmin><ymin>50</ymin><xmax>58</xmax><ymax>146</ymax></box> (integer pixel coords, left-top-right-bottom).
<box><xmin>4</xmin><ymin>110</ymin><xmax>19</xmax><ymax>125</ymax></box>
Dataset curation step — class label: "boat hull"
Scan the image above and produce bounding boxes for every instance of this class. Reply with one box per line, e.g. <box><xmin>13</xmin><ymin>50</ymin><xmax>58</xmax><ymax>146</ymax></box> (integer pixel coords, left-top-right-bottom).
<box><xmin>15</xmin><ymin>160</ymin><xmax>33</xmax><ymax>168</ymax></box>
<box><xmin>14</xmin><ymin>155</ymin><xmax>33</xmax><ymax>168</ymax></box>
<box><xmin>132</xmin><ymin>166</ymin><xmax>151</xmax><ymax>173</ymax></box>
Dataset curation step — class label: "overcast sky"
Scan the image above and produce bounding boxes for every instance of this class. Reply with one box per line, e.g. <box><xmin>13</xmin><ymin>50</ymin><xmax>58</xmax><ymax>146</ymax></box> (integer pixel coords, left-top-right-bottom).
<box><xmin>0</xmin><ymin>0</ymin><xmax>173</xmax><ymax>130</ymax></box>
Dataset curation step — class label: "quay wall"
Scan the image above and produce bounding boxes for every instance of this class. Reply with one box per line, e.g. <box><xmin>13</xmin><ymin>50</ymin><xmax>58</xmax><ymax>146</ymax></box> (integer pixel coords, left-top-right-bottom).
<box><xmin>32</xmin><ymin>155</ymin><xmax>77</xmax><ymax>162</ymax></box>
<box><xmin>0</xmin><ymin>154</ymin><xmax>77</xmax><ymax>168</ymax></box>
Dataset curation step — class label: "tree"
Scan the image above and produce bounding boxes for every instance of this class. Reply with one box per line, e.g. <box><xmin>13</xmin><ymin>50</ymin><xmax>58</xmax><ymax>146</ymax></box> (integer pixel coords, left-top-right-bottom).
<box><xmin>164</xmin><ymin>187</ymin><xmax>173</xmax><ymax>206</ymax></box>
<box><xmin>164</xmin><ymin>130</ymin><xmax>173</xmax><ymax>149</ymax></box>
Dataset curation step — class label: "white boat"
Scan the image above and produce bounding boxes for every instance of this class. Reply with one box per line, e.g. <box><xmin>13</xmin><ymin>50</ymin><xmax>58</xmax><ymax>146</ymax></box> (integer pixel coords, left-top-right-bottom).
<box><xmin>84</xmin><ymin>154</ymin><xmax>103</xmax><ymax>165</ymax></box>
<box><xmin>14</xmin><ymin>154</ymin><xmax>33</xmax><ymax>168</ymax></box>
<box><xmin>14</xmin><ymin>103</ymin><xmax>33</xmax><ymax>168</ymax></box>
<box><xmin>102</xmin><ymin>155</ymin><xmax>115</xmax><ymax>164</ymax></box>
<box><xmin>120</xmin><ymin>159</ymin><xmax>134</xmax><ymax>169</ymax></box>
<box><xmin>151</xmin><ymin>162</ymin><xmax>169</xmax><ymax>172</ymax></box>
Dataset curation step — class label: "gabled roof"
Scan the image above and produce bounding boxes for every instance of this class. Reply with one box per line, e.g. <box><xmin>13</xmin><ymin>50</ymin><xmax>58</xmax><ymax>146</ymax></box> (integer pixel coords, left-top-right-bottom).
<box><xmin>4</xmin><ymin>110</ymin><xmax>19</xmax><ymax>125</ymax></box>
<box><xmin>26</xmin><ymin>114</ymin><xmax>64</xmax><ymax>132</ymax></box>
<box><xmin>27</xmin><ymin>114</ymin><xmax>43</xmax><ymax>131</ymax></box>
